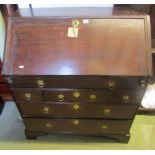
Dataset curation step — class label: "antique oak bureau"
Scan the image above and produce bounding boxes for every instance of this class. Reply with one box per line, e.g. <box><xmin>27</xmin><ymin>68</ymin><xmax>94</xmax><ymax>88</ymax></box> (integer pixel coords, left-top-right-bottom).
<box><xmin>2</xmin><ymin>8</ymin><xmax>152</xmax><ymax>143</ymax></box>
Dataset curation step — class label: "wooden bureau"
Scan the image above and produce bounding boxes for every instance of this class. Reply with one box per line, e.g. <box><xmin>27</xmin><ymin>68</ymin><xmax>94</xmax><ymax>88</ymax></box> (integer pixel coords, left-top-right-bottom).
<box><xmin>2</xmin><ymin>8</ymin><xmax>152</xmax><ymax>143</ymax></box>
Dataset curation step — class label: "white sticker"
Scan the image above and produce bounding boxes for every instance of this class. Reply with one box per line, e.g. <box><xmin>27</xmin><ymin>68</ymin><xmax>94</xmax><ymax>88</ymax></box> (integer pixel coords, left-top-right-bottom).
<box><xmin>67</xmin><ymin>27</ymin><xmax>78</xmax><ymax>38</ymax></box>
<box><xmin>19</xmin><ymin>65</ymin><xmax>24</xmax><ymax>69</ymax></box>
<box><xmin>83</xmin><ymin>19</ymin><xmax>89</xmax><ymax>24</ymax></box>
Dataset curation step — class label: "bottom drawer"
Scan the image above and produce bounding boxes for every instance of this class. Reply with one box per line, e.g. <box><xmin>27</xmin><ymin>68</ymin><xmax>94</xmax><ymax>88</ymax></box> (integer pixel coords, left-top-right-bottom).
<box><xmin>24</xmin><ymin>118</ymin><xmax>132</xmax><ymax>135</ymax></box>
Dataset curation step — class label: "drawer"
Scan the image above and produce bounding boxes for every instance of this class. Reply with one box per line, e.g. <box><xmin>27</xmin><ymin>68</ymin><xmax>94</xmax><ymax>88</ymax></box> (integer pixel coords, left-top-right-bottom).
<box><xmin>44</xmin><ymin>89</ymin><xmax>145</xmax><ymax>103</ymax></box>
<box><xmin>19</xmin><ymin>102</ymin><xmax>137</xmax><ymax>119</ymax></box>
<box><xmin>24</xmin><ymin>118</ymin><xmax>132</xmax><ymax>135</ymax></box>
<box><xmin>12</xmin><ymin>89</ymin><xmax>43</xmax><ymax>102</ymax></box>
<box><xmin>12</xmin><ymin>88</ymin><xmax>145</xmax><ymax>103</ymax></box>
<box><xmin>9</xmin><ymin>76</ymin><xmax>148</xmax><ymax>89</ymax></box>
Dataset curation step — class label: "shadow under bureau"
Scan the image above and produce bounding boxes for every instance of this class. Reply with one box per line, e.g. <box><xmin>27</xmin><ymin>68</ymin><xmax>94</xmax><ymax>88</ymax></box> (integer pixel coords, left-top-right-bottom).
<box><xmin>2</xmin><ymin>8</ymin><xmax>152</xmax><ymax>143</ymax></box>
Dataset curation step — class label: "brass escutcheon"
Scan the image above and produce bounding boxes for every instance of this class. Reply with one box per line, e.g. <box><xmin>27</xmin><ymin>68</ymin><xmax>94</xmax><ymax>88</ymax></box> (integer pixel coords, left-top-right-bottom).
<box><xmin>73</xmin><ymin>119</ymin><xmax>79</xmax><ymax>125</ymax></box>
<box><xmin>24</xmin><ymin>93</ymin><xmax>31</xmax><ymax>101</ymax></box>
<box><xmin>43</xmin><ymin>107</ymin><xmax>49</xmax><ymax>113</ymax></box>
<box><xmin>108</xmin><ymin>80</ymin><xmax>116</xmax><ymax>89</ymax></box>
<box><xmin>37</xmin><ymin>80</ymin><xmax>44</xmax><ymax>88</ymax></box>
<box><xmin>122</xmin><ymin>95</ymin><xmax>129</xmax><ymax>103</ymax></box>
<box><xmin>58</xmin><ymin>94</ymin><xmax>64</xmax><ymax>101</ymax></box>
<box><xmin>101</xmin><ymin>125</ymin><xmax>108</xmax><ymax>129</ymax></box>
<box><xmin>73</xmin><ymin>91</ymin><xmax>80</xmax><ymax>98</ymax></box>
<box><xmin>104</xmin><ymin>109</ymin><xmax>111</xmax><ymax>115</ymax></box>
<box><xmin>46</xmin><ymin>123</ymin><xmax>52</xmax><ymax>128</ymax></box>
<box><xmin>73</xmin><ymin>104</ymin><xmax>80</xmax><ymax>110</ymax></box>
<box><xmin>89</xmin><ymin>94</ymin><xmax>96</xmax><ymax>100</ymax></box>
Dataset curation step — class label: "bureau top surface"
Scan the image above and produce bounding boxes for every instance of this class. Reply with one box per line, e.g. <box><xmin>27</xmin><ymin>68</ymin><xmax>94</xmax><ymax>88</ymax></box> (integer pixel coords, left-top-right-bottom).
<box><xmin>3</xmin><ymin>8</ymin><xmax>152</xmax><ymax>76</ymax></box>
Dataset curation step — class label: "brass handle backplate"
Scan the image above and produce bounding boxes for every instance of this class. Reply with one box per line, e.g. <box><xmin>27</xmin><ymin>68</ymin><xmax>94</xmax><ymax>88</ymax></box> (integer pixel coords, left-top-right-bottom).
<box><xmin>73</xmin><ymin>91</ymin><xmax>80</xmax><ymax>98</ymax></box>
<box><xmin>73</xmin><ymin>104</ymin><xmax>80</xmax><ymax>110</ymax></box>
<box><xmin>57</xmin><ymin>94</ymin><xmax>64</xmax><ymax>101</ymax></box>
<box><xmin>108</xmin><ymin>81</ymin><xmax>116</xmax><ymax>89</ymax></box>
<box><xmin>24</xmin><ymin>93</ymin><xmax>31</xmax><ymax>101</ymax></box>
<box><xmin>43</xmin><ymin>107</ymin><xmax>50</xmax><ymax>114</ymax></box>
<box><xmin>37</xmin><ymin>80</ymin><xmax>44</xmax><ymax>88</ymax></box>
<box><xmin>101</xmin><ymin>125</ymin><xmax>108</xmax><ymax>129</ymax></box>
<box><xmin>104</xmin><ymin>109</ymin><xmax>111</xmax><ymax>115</ymax></box>
<box><xmin>122</xmin><ymin>95</ymin><xmax>129</xmax><ymax>103</ymax></box>
<box><xmin>89</xmin><ymin>94</ymin><xmax>96</xmax><ymax>100</ymax></box>
<box><xmin>73</xmin><ymin>119</ymin><xmax>79</xmax><ymax>125</ymax></box>
<box><xmin>46</xmin><ymin>123</ymin><xmax>52</xmax><ymax>128</ymax></box>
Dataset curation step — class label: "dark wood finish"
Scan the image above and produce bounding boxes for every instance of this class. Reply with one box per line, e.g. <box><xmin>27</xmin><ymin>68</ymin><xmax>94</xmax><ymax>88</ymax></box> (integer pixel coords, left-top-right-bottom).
<box><xmin>150</xmin><ymin>5</ymin><xmax>155</xmax><ymax>39</ymax></box>
<box><xmin>43</xmin><ymin>89</ymin><xmax>145</xmax><ymax>103</ymax></box>
<box><xmin>138</xmin><ymin>107</ymin><xmax>155</xmax><ymax>115</ymax></box>
<box><xmin>2</xmin><ymin>17</ymin><xmax>152</xmax><ymax>76</ymax></box>
<box><xmin>19</xmin><ymin>103</ymin><xmax>137</xmax><ymax>119</ymax></box>
<box><xmin>2</xmin><ymin>8</ymin><xmax>152</xmax><ymax>143</ymax></box>
<box><xmin>152</xmin><ymin>39</ymin><xmax>155</xmax><ymax>48</ymax></box>
<box><xmin>24</xmin><ymin>118</ymin><xmax>132</xmax><ymax>135</ymax></box>
<box><xmin>12</xmin><ymin>88</ymin><xmax>145</xmax><ymax>104</ymax></box>
<box><xmin>10</xmin><ymin>76</ymin><xmax>148</xmax><ymax>89</ymax></box>
<box><xmin>12</xmin><ymin>89</ymin><xmax>42</xmax><ymax>102</ymax></box>
<box><xmin>25</xmin><ymin>129</ymin><xmax>130</xmax><ymax>143</ymax></box>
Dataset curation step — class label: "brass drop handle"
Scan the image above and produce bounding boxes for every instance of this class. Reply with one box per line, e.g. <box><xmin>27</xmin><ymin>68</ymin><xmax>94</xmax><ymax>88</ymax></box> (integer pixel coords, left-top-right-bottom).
<box><xmin>24</xmin><ymin>93</ymin><xmax>31</xmax><ymax>101</ymax></box>
<box><xmin>73</xmin><ymin>119</ymin><xmax>79</xmax><ymax>125</ymax></box>
<box><xmin>101</xmin><ymin>125</ymin><xmax>108</xmax><ymax>129</ymax></box>
<box><xmin>57</xmin><ymin>94</ymin><xmax>64</xmax><ymax>101</ymax></box>
<box><xmin>43</xmin><ymin>107</ymin><xmax>50</xmax><ymax>114</ymax></box>
<box><xmin>46</xmin><ymin>123</ymin><xmax>52</xmax><ymax>128</ymax></box>
<box><xmin>108</xmin><ymin>81</ymin><xmax>116</xmax><ymax>89</ymax></box>
<box><xmin>89</xmin><ymin>94</ymin><xmax>96</xmax><ymax>100</ymax></box>
<box><xmin>104</xmin><ymin>109</ymin><xmax>111</xmax><ymax>115</ymax></box>
<box><xmin>73</xmin><ymin>104</ymin><xmax>80</xmax><ymax>110</ymax></box>
<box><xmin>73</xmin><ymin>91</ymin><xmax>80</xmax><ymax>98</ymax></box>
<box><xmin>122</xmin><ymin>95</ymin><xmax>130</xmax><ymax>103</ymax></box>
<box><xmin>37</xmin><ymin>80</ymin><xmax>44</xmax><ymax>88</ymax></box>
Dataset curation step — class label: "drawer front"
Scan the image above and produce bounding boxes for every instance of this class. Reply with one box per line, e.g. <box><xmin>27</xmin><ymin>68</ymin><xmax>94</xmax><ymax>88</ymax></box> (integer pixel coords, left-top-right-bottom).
<box><xmin>24</xmin><ymin>118</ymin><xmax>132</xmax><ymax>135</ymax></box>
<box><xmin>44</xmin><ymin>89</ymin><xmax>106</xmax><ymax>102</ymax></box>
<box><xmin>10</xmin><ymin>76</ymin><xmax>147</xmax><ymax>89</ymax></box>
<box><xmin>44</xmin><ymin>89</ymin><xmax>144</xmax><ymax>104</ymax></box>
<box><xmin>12</xmin><ymin>89</ymin><xmax>43</xmax><ymax>102</ymax></box>
<box><xmin>19</xmin><ymin>102</ymin><xmax>137</xmax><ymax>119</ymax></box>
<box><xmin>12</xmin><ymin>88</ymin><xmax>145</xmax><ymax>103</ymax></box>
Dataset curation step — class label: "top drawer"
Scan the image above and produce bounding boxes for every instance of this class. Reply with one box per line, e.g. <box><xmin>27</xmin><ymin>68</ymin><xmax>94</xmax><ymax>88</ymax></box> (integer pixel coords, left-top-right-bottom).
<box><xmin>6</xmin><ymin>76</ymin><xmax>148</xmax><ymax>89</ymax></box>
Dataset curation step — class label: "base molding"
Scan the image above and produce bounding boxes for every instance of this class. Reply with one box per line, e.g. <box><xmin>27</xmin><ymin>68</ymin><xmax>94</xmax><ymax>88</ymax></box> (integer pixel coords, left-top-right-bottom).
<box><xmin>25</xmin><ymin>129</ymin><xmax>130</xmax><ymax>143</ymax></box>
